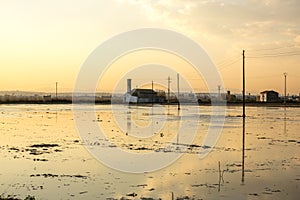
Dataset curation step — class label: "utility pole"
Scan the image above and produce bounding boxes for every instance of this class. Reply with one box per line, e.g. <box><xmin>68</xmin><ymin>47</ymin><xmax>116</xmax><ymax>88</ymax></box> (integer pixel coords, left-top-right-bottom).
<box><xmin>283</xmin><ymin>72</ymin><xmax>287</xmax><ymax>104</ymax></box>
<box><xmin>218</xmin><ymin>85</ymin><xmax>221</xmax><ymax>101</ymax></box>
<box><xmin>177</xmin><ymin>73</ymin><xmax>180</xmax><ymax>110</ymax></box>
<box><xmin>242</xmin><ymin>50</ymin><xmax>245</xmax><ymax>118</ymax></box>
<box><xmin>152</xmin><ymin>80</ymin><xmax>153</xmax><ymax>90</ymax></box>
<box><xmin>56</xmin><ymin>82</ymin><xmax>58</xmax><ymax>100</ymax></box>
<box><xmin>242</xmin><ymin>50</ymin><xmax>246</xmax><ymax>183</ymax></box>
<box><xmin>152</xmin><ymin>80</ymin><xmax>154</xmax><ymax>105</ymax></box>
<box><xmin>168</xmin><ymin>76</ymin><xmax>171</xmax><ymax>104</ymax></box>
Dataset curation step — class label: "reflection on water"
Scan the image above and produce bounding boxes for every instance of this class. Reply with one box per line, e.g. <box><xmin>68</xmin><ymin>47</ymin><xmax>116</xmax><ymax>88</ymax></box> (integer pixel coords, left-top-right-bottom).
<box><xmin>126</xmin><ymin>108</ymin><xmax>131</xmax><ymax>135</ymax></box>
<box><xmin>0</xmin><ymin>104</ymin><xmax>299</xmax><ymax>199</ymax></box>
<box><xmin>242</xmin><ymin>117</ymin><xmax>245</xmax><ymax>184</ymax></box>
<box><xmin>284</xmin><ymin>107</ymin><xmax>287</xmax><ymax>135</ymax></box>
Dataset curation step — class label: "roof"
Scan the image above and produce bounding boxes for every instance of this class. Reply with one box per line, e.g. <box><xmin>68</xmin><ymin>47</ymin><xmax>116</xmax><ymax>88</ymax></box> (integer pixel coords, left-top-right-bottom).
<box><xmin>130</xmin><ymin>88</ymin><xmax>157</xmax><ymax>98</ymax></box>
<box><xmin>260</xmin><ymin>90</ymin><xmax>279</xmax><ymax>94</ymax></box>
<box><xmin>131</xmin><ymin>88</ymin><xmax>156</xmax><ymax>94</ymax></box>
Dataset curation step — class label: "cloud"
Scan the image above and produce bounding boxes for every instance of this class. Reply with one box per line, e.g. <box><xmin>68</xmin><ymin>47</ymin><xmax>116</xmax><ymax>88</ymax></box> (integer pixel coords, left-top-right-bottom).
<box><xmin>120</xmin><ymin>0</ymin><xmax>300</xmax><ymax>52</ymax></box>
<box><xmin>114</xmin><ymin>0</ymin><xmax>300</xmax><ymax>94</ymax></box>
<box><xmin>295</xmin><ymin>35</ymin><xmax>300</xmax><ymax>44</ymax></box>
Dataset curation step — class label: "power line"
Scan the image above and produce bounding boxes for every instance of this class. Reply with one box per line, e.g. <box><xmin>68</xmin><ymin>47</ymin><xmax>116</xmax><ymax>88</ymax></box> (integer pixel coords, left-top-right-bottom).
<box><xmin>248</xmin><ymin>53</ymin><xmax>300</xmax><ymax>58</ymax></box>
<box><xmin>247</xmin><ymin>49</ymin><xmax>300</xmax><ymax>58</ymax></box>
<box><xmin>262</xmin><ymin>50</ymin><xmax>300</xmax><ymax>55</ymax></box>
<box><xmin>218</xmin><ymin>57</ymin><xmax>241</xmax><ymax>71</ymax></box>
<box><xmin>216</xmin><ymin>54</ymin><xmax>241</xmax><ymax>66</ymax></box>
<box><xmin>247</xmin><ymin>44</ymin><xmax>300</xmax><ymax>52</ymax></box>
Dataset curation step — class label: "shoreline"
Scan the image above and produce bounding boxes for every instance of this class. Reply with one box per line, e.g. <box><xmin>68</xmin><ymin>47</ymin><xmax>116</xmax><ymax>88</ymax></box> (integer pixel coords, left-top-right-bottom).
<box><xmin>0</xmin><ymin>101</ymin><xmax>299</xmax><ymax>107</ymax></box>
<box><xmin>201</xmin><ymin>102</ymin><xmax>300</xmax><ymax>107</ymax></box>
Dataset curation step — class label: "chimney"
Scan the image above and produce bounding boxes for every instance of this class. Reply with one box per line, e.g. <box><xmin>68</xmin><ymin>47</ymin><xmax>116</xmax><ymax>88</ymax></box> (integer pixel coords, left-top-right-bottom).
<box><xmin>127</xmin><ymin>79</ymin><xmax>132</xmax><ymax>93</ymax></box>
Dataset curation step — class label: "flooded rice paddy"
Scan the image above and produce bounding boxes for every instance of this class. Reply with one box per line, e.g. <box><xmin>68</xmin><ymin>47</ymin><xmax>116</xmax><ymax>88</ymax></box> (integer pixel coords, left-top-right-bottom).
<box><xmin>0</xmin><ymin>104</ymin><xmax>299</xmax><ymax>199</ymax></box>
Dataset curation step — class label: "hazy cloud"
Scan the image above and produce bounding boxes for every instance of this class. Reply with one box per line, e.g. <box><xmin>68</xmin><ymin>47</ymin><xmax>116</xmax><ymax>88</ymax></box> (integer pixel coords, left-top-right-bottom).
<box><xmin>121</xmin><ymin>0</ymin><xmax>300</xmax><ymax>51</ymax></box>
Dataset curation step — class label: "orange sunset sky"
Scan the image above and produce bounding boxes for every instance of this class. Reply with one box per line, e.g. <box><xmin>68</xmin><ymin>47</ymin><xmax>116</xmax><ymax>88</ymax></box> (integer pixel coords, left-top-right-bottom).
<box><xmin>0</xmin><ymin>0</ymin><xmax>299</xmax><ymax>95</ymax></box>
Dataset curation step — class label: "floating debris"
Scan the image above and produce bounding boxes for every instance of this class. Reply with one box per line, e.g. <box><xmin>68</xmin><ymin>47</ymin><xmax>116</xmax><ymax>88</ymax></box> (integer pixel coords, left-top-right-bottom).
<box><xmin>248</xmin><ymin>193</ymin><xmax>259</xmax><ymax>196</ymax></box>
<box><xmin>33</xmin><ymin>158</ymin><xmax>48</xmax><ymax>162</ymax></box>
<box><xmin>30</xmin><ymin>173</ymin><xmax>88</xmax><ymax>179</ymax></box>
<box><xmin>126</xmin><ymin>192</ymin><xmax>137</xmax><ymax>197</ymax></box>
<box><xmin>192</xmin><ymin>183</ymin><xmax>218</xmax><ymax>188</ymax></box>
<box><xmin>29</xmin><ymin>144</ymin><xmax>59</xmax><ymax>148</ymax></box>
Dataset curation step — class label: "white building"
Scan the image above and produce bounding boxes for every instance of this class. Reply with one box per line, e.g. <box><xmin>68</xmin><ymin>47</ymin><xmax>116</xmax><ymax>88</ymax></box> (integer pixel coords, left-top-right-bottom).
<box><xmin>123</xmin><ymin>79</ymin><xmax>165</xmax><ymax>103</ymax></box>
<box><xmin>259</xmin><ymin>90</ymin><xmax>279</xmax><ymax>102</ymax></box>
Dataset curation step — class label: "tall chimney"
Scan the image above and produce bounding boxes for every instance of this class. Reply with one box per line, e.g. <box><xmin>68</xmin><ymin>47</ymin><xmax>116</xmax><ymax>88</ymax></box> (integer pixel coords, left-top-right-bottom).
<box><xmin>127</xmin><ymin>79</ymin><xmax>132</xmax><ymax>93</ymax></box>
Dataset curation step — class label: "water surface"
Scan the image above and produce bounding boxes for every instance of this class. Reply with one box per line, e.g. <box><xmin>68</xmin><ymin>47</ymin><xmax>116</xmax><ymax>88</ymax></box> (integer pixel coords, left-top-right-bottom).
<box><xmin>0</xmin><ymin>104</ymin><xmax>299</xmax><ymax>199</ymax></box>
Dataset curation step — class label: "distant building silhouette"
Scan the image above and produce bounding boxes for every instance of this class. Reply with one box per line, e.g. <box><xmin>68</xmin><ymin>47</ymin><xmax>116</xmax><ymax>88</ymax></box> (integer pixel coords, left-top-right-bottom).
<box><xmin>123</xmin><ymin>79</ymin><xmax>165</xmax><ymax>103</ymax></box>
<box><xmin>226</xmin><ymin>91</ymin><xmax>236</xmax><ymax>102</ymax></box>
<box><xmin>43</xmin><ymin>95</ymin><xmax>52</xmax><ymax>102</ymax></box>
<box><xmin>259</xmin><ymin>90</ymin><xmax>279</xmax><ymax>102</ymax></box>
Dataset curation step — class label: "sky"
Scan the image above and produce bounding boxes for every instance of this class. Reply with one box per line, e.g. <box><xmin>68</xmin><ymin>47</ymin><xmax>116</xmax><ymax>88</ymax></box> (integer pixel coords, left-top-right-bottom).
<box><xmin>0</xmin><ymin>0</ymin><xmax>300</xmax><ymax>95</ymax></box>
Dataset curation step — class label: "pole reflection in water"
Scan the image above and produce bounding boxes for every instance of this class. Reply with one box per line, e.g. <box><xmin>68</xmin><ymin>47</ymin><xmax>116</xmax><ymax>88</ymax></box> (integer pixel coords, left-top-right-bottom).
<box><xmin>151</xmin><ymin>105</ymin><xmax>154</xmax><ymax>137</ymax></box>
<box><xmin>176</xmin><ymin>109</ymin><xmax>180</xmax><ymax>145</ymax></box>
<box><xmin>126</xmin><ymin>106</ymin><xmax>131</xmax><ymax>136</ymax></box>
<box><xmin>55</xmin><ymin>105</ymin><xmax>58</xmax><ymax>123</ymax></box>
<box><xmin>284</xmin><ymin>107</ymin><xmax>287</xmax><ymax>135</ymax></box>
<box><xmin>242</xmin><ymin>117</ymin><xmax>245</xmax><ymax>184</ymax></box>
